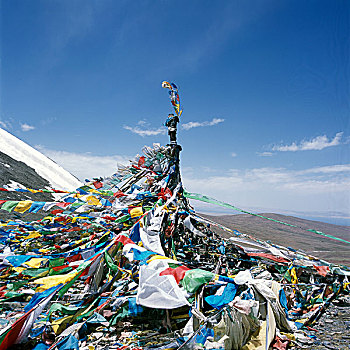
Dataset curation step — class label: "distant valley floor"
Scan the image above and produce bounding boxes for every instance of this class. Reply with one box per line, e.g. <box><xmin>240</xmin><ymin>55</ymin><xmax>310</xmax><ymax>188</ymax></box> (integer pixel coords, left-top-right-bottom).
<box><xmin>202</xmin><ymin>213</ymin><xmax>350</xmax><ymax>267</ymax></box>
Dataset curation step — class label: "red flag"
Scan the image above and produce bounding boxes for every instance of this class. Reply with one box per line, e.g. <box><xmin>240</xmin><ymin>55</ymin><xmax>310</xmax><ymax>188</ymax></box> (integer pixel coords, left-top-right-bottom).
<box><xmin>138</xmin><ymin>156</ymin><xmax>145</xmax><ymax>168</ymax></box>
<box><xmin>158</xmin><ymin>188</ymin><xmax>172</xmax><ymax>200</ymax></box>
<box><xmin>93</xmin><ymin>181</ymin><xmax>103</xmax><ymax>189</ymax></box>
<box><xmin>67</xmin><ymin>253</ymin><xmax>82</xmax><ymax>263</ymax></box>
<box><xmin>247</xmin><ymin>253</ymin><xmax>289</xmax><ymax>264</ymax></box>
<box><xmin>313</xmin><ymin>265</ymin><xmax>330</xmax><ymax>277</ymax></box>
<box><xmin>115</xmin><ymin>234</ymin><xmax>134</xmax><ymax>246</ymax></box>
<box><xmin>114</xmin><ymin>190</ymin><xmax>127</xmax><ymax>198</ymax></box>
<box><xmin>50</xmin><ymin>209</ymin><xmax>64</xmax><ymax>215</ymax></box>
<box><xmin>159</xmin><ymin>266</ymin><xmax>190</xmax><ymax>284</ymax></box>
<box><xmin>55</xmin><ymin>203</ymin><xmax>70</xmax><ymax>208</ymax></box>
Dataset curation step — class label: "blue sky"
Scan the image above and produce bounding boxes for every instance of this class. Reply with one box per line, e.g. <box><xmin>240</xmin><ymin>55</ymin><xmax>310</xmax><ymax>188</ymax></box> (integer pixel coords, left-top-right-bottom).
<box><xmin>1</xmin><ymin>0</ymin><xmax>349</xmax><ymax>221</ymax></box>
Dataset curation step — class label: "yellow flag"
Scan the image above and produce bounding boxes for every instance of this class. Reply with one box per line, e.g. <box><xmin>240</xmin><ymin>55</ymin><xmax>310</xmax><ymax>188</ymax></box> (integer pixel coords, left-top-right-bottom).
<box><xmin>25</xmin><ymin>258</ymin><xmax>48</xmax><ymax>268</ymax></box>
<box><xmin>33</xmin><ymin>271</ymin><xmax>79</xmax><ymax>292</ymax></box>
<box><xmin>14</xmin><ymin>200</ymin><xmax>33</xmax><ymax>213</ymax></box>
<box><xmin>86</xmin><ymin>195</ymin><xmax>101</xmax><ymax>206</ymax></box>
<box><xmin>290</xmin><ymin>267</ymin><xmax>298</xmax><ymax>284</ymax></box>
<box><xmin>130</xmin><ymin>207</ymin><xmax>143</xmax><ymax>218</ymax></box>
<box><xmin>22</xmin><ymin>231</ymin><xmax>42</xmax><ymax>240</ymax></box>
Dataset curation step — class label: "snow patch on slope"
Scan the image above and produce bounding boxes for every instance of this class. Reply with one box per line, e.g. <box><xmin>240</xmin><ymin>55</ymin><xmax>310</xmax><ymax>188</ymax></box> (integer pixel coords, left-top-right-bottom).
<box><xmin>3</xmin><ymin>180</ymin><xmax>27</xmax><ymax>191</ymax></box>
<box><xmin>0</xmin><ymin>128</ymin><xmax>82</xmax><ymax>191</ymax></box>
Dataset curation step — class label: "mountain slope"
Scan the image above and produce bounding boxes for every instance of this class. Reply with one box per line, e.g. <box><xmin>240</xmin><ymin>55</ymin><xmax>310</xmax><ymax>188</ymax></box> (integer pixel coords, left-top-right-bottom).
<box><xmin>0</xmin><ymin>150</ymin><xmax>57</xmax><ymax>221</ymax></box>
<box><xmin>0</xmin><ymin>128</ymin><xmax>82</xmax><ymax>191</ymax></box>
<box><xmin>0</xmin><ymin>151</ymin><xmax>54</xmax><ymax>197</ymax></box>
<box><xmin>202</xmin><ymin>213</ymin><xmax>350</xmax><ymax>266</ymax></box>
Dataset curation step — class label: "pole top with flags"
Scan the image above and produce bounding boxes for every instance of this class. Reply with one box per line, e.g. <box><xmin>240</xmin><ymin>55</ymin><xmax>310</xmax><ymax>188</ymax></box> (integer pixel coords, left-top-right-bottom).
<box><xmin>162</xmin><ymin>81</ymin><xmax>182</xmax><ymax>117</ymax></box>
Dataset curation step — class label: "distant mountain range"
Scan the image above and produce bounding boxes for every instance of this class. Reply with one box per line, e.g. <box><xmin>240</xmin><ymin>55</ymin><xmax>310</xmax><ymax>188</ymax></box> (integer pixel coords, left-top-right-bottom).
<box><xmin>202</xmin><ymin>213</ymin><xmax>350</xmax><ymax>266</ymax></box>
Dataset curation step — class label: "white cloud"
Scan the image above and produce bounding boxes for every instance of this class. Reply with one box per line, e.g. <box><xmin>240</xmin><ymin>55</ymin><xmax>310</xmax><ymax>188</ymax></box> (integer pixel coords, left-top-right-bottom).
<box><xmin>21</xmin><ymin>123</ymin><xmax>35</xmax><ymax>132</ymax></box>
<box><xmin>182</xmin><ymin>164</ymin><xmax>350</xmax><ymax>214</ymax></box>
<box><xmin>0</xmin><ymin>120</ymin><xmax>12</xmax><ymax>130</ymax></box>
<box><xmin>181</xmin><ymin>166</ymin><xmax>195</xmax><ymax>178</ymax></box>
<box><xmin>201</xmin><ymin>166</ymin><xmax>218</xmax><ymax>173</ymax></box>
<box><xmin>35</xmin><ymin>146</ymin><xmax>130</xmax><ymax>180</ymax></box>
<box><xmin>182</xmin><ymin>118</ymin><xmax>224</xmax><ymax>130</ymax></box>
<box><xmin>124</xmin><ymin>125</ymin><xmax>166</xmax><ymax>137</ymax></box>
<box><xmin>257</xmin><ymin>151</ymin><xmax>274</xmax><ymax>157</ymax></box>
<box><xmin>41</xmin><ymin>117</ymin><xmax>57</xmax><ymax>126</ymax></box>
<box><xmin>300</xmin><ymin>164</ymin><xmax>350</xmax><ymax>174</ymax></box>
<box><xmin>272</xmin><ymin>132</ymin><xmax>344</xmax><ymax>151</ymax></box>
<box><xmin>231</xmin><ymin>152</ymin><xmax>237</xmax><ymax>157</ymax></box>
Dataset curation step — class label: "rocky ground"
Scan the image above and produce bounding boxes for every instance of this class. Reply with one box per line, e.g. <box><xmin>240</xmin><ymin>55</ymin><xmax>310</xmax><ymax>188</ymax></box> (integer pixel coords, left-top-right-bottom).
<box><xmin>301</xmin><ymin>296</ymin><xmax>350</xmax><ymax>349</ymax></box>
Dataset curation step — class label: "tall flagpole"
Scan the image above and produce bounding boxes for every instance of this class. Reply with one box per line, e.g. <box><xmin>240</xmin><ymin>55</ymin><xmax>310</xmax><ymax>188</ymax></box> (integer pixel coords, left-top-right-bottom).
<box><xmin>162</xmin><ymin>81</ymin><xmax>183</xmax><ymax>191</ymax></box>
